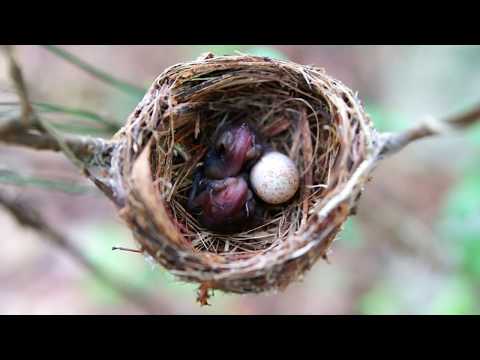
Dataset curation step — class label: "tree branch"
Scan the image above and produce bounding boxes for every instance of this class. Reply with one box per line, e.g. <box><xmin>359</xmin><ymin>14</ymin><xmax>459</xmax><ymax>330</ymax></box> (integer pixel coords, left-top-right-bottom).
<box><xmin>379</xmin><ymin>103</ymin><xmax>480</xmax><ymax>157</ymax></box>
<box><xmin>1</xmin><ymin>45</ymin><xmax>120</xmax><ymax>206</ymax></box>
<box><xmin>0</xmin><ymin>116</ymin><xmax>111</xmax><ymax>164</ymax></box>
<box><xmin>0</xmin><ymin>46</ymin><xmax>114</xmax><ymax>167</ymax></box>
<box><xmin>1</xmin><ymin>46</ymin><xmax>33</xmax><ymax>126</ymax></box>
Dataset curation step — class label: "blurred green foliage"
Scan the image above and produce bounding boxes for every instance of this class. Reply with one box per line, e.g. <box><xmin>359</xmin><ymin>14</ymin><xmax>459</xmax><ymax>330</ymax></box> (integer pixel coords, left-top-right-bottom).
<box><xmin>243</xmin><ymin>46</ymin><xmax>289</xmax><ymax>60</ymax></box>
<box><xmin>80</xmin><ymin>223</ymin><xmax>164</xmax><ymax>305</ymax></box>
<box><xmin>0</xmin><ymin>169</ymin><xmax>92</xmax><ymax>195</ymax></box>
<box><xmin>4</xmin><ymin>45</ymin><xmax>480</xmax><ymax>314</ymax></box>
<box><xmin>359</xmin><ymin>276</ymin><xmax>477</xmax><ymax>315</ymax></box>
<box><xmin>428</xmin><ymin>276</ymin><xmax>477</xmax><ymax>315</ymax></box>
<box><xmin>189</xmin><ymin>45</ymin><xmax>288</xmax><ymax>60</ymax></box>
<box><xmin>440</xmin><ymin>168</ymin><xmax>480</xmax><ymax>279</ymax></box>
<box><xmin>79</xmin><ymin>222</ymin><xmax>233</xmax><ymax>311</ymax></box>
<box><xmin>340</xmin><ymin>218</ymin><xmax>364</xmax><ymax>249</ymax></box>
<box><xmin>358</xmin><ymin>283</ymin><xmax>401</xmax><ymax>315</ymax></box>
<box><xmin>74</xmin><ymin>45</ymin><xmax>480</xmax><ymax>314</ymax></box>
<box><xmin>467</xmin><ymin>121</ymin><xmax>480</xmax><ymax>148</ymax></box>
<box><xmin>364</xmin><ymin>102</ymin><xmax>409</xmax><ymax>133</ymax></box>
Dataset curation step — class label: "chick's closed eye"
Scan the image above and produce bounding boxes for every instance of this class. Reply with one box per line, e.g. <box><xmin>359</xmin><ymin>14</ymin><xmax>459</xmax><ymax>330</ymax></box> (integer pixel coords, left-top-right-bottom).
<box><xmin>203</xmin><ymin>122</ymin><xmax>263</xmax><ymax>179</ymax></box>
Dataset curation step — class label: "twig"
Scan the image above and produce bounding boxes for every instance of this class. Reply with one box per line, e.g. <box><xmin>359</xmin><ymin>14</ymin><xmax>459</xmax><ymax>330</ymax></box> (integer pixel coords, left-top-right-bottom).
<box><xmin>112</xmin><ymin>246</ymin><xmax>143</xmax><ymax>254</ymax></box>
<box><xmin>379</xmin><ymin>103</ymin><xmax>480</xmax><ymax>157</ymax></box>
<box><xmin>1</xmin><ymin>46</ymin><xmax>33</xmax><ymax>126</ymax></box>
<box><xmin>0</xmin><ymin>192</ymin><xmax>161</xmax><ymax>314</ymax></box>
<box><xmin>300</xmin><ymin>109</ymin><xmax>313</xmax><ymax>228</ymax></box>
<box><xmin>0</xmin><ymin>116</ymin><xmax>110</xmax><ymax>164</ymax></box>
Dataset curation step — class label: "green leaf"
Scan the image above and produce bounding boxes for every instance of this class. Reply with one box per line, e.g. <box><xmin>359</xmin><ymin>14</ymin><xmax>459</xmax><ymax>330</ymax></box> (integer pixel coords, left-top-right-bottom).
<box><xmin>40</xmin><ymin>45</ymin><xmax>146</xmax><ymax>98</ymax></box>
<box><xmin>34</xmin><ymin>102</ymin><xmax>120</xmax><ymax>130</ymax></box>
<box><xmin>49</xmin><ymin>121</ymin><xmax>114</xmax><ymax>136</ymax></box>
<box><xmin>0</xmin><ymin>101</ymin><xmax>120</xmax><ymax>135</ymax></box>
<box><xmin>0</xmin><ymin>169</ymin><xmax>92</xmax><ymax>195</ymax></box>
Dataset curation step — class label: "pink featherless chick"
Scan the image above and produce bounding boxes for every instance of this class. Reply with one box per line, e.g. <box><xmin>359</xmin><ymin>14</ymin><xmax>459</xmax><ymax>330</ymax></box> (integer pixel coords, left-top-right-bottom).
<box><xmin>188</xmin><ymin>175</ymin><xmax>258</xmax><ymax>233</ymax></box>
<box><xmin>203</xmin><ymin>121</ymin><xmax>264</xmax><ymax>180</ymax></box>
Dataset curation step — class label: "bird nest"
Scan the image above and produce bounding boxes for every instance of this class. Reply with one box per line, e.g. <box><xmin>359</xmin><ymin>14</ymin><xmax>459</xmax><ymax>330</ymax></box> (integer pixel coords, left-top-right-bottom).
<box><xmin>108</xmin><ymin>53</ymin><xmax>379</xmax><ymax>303</ymax></box>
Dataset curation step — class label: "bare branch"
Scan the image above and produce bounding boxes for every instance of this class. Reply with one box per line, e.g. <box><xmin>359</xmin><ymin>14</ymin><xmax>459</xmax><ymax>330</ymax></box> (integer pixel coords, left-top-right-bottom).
<box><xmin>1</xmin><ymin>46</ymin><xmax>115</xmax><ymax>168</ymax></box>
<box><xmin>379</xmin><ymin>102</ymin><xmax>480</xmax><ymax>157</ymax></box>
<box><xmin>0</xmin><ymin>192</ymin><xmax>163</xmax><ymax>314</ymax></box>
<box><xmin>0</xmin><ymin>115</ymin><xmax>111</xmax><ymax>164</ymax></box>
<box><xmin>0</xmin><ymin>46</ymin><xmax>119</xmax><ymax>207</ymax></box>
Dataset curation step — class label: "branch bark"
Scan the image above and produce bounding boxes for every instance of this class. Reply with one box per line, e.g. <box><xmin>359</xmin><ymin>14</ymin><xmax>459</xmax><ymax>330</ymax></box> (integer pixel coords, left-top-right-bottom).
<box><xmin>379</xmin><ymin>103</ymin><xmax>480</xmax><ymax>157</ymax></box>
<box><xmin>0</xmin><ymin>116</ymin><xmax>110</xmax><ymax>162</ymax></box>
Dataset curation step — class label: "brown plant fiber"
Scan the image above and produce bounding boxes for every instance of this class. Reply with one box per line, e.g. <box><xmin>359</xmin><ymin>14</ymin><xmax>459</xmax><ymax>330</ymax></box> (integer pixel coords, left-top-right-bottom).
<box><xmin>109</xmin><ymin>54</ymin><xmax>380</xmax><ymax>299</ymax></box>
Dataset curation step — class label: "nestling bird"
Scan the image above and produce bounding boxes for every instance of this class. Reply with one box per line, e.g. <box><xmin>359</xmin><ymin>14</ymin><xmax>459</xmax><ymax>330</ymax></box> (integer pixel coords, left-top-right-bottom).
<box><xmin>188</xmin><ymin>175</ymin><xmax>257</xmax><ymax>233</ymax></box>
<box><xmin>203</xmin><ymin>121</ymin><xmax>264</xmax><ymax>179</ymax></box>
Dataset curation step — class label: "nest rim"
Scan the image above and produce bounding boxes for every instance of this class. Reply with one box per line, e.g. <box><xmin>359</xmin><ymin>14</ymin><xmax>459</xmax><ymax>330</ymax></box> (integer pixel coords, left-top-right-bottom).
<box><xmin>110</xmin><ymin>54</ymin><xmax>379</xmax><ymax>294</ymax></box>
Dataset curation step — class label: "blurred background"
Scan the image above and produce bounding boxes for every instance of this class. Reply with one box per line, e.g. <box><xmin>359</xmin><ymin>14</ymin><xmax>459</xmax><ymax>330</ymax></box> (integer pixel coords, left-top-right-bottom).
<box><xmin>0</xmin><ymin>45</ymin><xmax>479</xmax><ymax>314</ymax></box>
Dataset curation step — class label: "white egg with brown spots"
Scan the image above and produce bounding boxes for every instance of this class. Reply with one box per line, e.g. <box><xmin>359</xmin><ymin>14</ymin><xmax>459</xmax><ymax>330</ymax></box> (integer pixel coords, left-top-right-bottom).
<box><xmin>250</xmin><ymin>151</ymin><xmax>300</xmax><ymax>205</ymax></box>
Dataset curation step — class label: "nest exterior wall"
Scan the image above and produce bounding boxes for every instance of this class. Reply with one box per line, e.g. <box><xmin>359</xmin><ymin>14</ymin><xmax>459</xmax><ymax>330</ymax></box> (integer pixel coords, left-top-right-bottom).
<box><xmin>110</xmin><ymin>55</ymin><xmax>380</xmax><ymax>294</ymax></box>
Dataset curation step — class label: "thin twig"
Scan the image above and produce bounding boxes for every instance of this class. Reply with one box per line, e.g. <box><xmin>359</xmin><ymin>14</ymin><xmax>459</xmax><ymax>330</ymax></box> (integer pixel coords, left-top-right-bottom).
<box><xmin>300</xmin><ymin>109</ymin><xmax>313</xmax><ymax>228</ymax></box>
<box><xmin>0</xmin><ymin>192</ymin><xmax>161</xmax><ymax>314</ymax></box>
<box><xmin>379</xmin><ymin>103</ymin><xmax>480</xmax><ymax>157</ymax></box>
<box><xmin>1</xmin><ymin>46</ymin><xmax>33</xmax><ymax>126</ymax></box>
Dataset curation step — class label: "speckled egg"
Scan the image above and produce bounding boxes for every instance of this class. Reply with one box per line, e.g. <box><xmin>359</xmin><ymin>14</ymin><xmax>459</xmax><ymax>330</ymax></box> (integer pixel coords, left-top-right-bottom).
<box><xmin>250</xmin><ymin>151</ymin><xmax>300</xmax><ymax>205</ymax></box>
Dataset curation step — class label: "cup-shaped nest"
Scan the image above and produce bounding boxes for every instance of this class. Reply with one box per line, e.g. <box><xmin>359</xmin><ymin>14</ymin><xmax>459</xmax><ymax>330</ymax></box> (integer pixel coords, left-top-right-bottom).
<box><xmin>109</xmin><ymin>54</ymin><xmax>380</xmax><ymax>300</ymax></box>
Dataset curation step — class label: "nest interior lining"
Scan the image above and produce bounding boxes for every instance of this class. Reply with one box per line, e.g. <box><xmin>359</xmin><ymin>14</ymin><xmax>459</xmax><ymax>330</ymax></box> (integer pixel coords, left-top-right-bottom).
<box><xmin>152</xmin><ymin>70</ymin><xmax>339</xmax><ymax>258</ymax></box>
